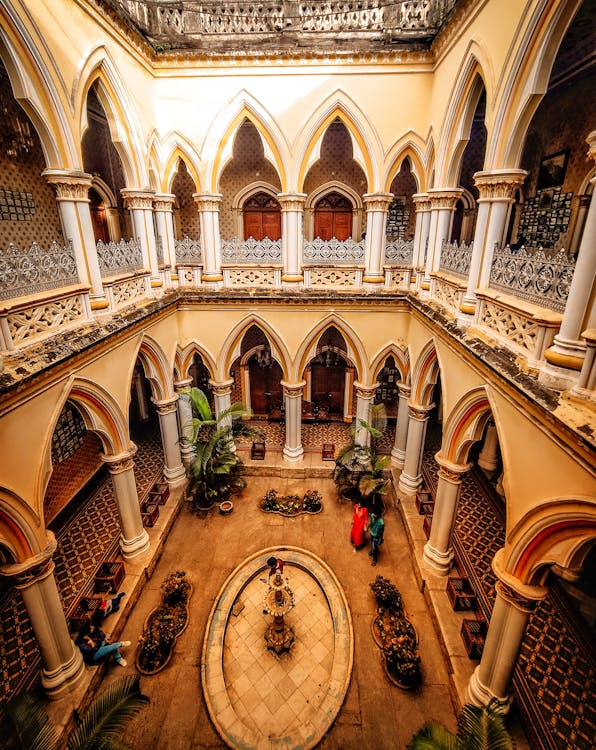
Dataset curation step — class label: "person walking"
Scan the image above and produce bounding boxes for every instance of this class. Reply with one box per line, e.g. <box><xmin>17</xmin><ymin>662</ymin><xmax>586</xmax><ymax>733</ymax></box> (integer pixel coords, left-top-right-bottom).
<box><xmin>350</xmin><ymin>502</ymin><xmax>369</xmax><ymax>549</ymax></box>
<box><xmin>368</xmin><ymin>512</ymin><xmax>385</xmax><ymax>566</ymax></box>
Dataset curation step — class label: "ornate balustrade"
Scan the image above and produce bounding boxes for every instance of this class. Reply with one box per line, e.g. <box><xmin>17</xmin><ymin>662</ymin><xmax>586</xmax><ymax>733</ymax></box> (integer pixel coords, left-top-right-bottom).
<box><xmin>489</xmin><ymin>245</ymin><xmax>575</xmax><ymax>313</ymax></box>
<box><xmin>222</xmin><ymin>237</ymin><xmax>282</xmax><ymax>263</ymax></box>
<box><xmin>175</xmin><ymin>236</ymin><xmax>202</xmax><ymax>263</ymax></box>
<box><xmin>385</xmin><ymin>238</ymin><xmax>413</xmax><ymax>265</ymax></box>
<box><xmin>97</xmin><ymin>239</ymin><xmax>144</xmax><ymax>277</ymax></box>
<box><xmin>156</xmin><ymin>236</ymin><xmax>164</xmax><ymax>265</ymax></box>
<box><xmin>0</xmin><ymin>241</ymin><xmax>78</xmax><ymax>301</ymax></box>
<box><xmin>303</xmin><ymin>237</ymin><xmax>364</xmax><ymax>264</ymax></box>
<box><xmin>439</xmin><ymin>239</ymin><xmax>473</xmax><ymax>278</ymax></box>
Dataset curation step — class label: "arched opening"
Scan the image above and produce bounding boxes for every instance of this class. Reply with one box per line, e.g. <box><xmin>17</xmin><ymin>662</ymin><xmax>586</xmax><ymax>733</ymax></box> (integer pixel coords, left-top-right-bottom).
<box><xmin>243</xmin><ymin>191</ymin><xmax>281</xmax><ymax>240</ymax></box>
<box><xmin>387</xmin><ymin>158</ymin><xmax>417</xmax><ymax>240</ymax></box>
<box><xmin>313</xmin><ymin>191</ymin><xmax>353</xmax><ymax>240</ymax></box>
<box><xmin>308</xmin><ymin>326</ymin><xmax>350</xmax><ymax>419</ymax></box>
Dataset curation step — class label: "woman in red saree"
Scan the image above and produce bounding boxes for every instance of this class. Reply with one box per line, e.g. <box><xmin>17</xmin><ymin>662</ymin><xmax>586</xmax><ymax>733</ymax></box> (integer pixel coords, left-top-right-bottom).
<box><xmin>350</xmin><ymin>502</ymin><xmax>369</xmax><ymax>548</ymax></box>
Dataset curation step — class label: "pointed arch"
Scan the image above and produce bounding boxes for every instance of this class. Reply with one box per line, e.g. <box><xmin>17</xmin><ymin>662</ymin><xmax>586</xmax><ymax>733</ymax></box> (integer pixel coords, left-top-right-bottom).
<box><xmin>0</xmin><ymin>494</ymin><xmax>41</xmax><ymax>562</ymax></box>
<box><xmin>410</xmin><ymin>339</ymin><xmax>442</xmax><ymax>406</ymax></box>
<box><xmin>504</xmin><ymin>499</ymin><xmax>596</xmax><ymax>586</ymax></box>
<box><xmin>295</xmin><ymin>315</ymin><xmax>367</xmax><ymax>383</ymax></box>
<box><xmin>73</xmin><ymin>47</ymin><xmax>146</xmax><ymax>186</ymax></box>
<box><xmin>162</xmin><ymin>137</ymin><xmax>202</xmax><ymax>194</ymax></box>
<box><xmin>218</xmin><ymin>315</ymin><xmax>291</xmax><ymax>382</ymax></box>
<box><xmin>203</xmin><ymin>93</ymin><xmax>288</xmax><ymax>193</ymax></box>
<box><xmin>441</xmin><ymin>387</ymin><xmax>492</xmax><ymax>465</ymax></box>
<box><xmin>135</xmin><ymin>336</ymin><xmax>173</xmax><ymax>402</ymax></box>
<box><xmin>383</xmin><ymin>136</ymin><xmax>428</xmax><ymax>194</ymax></box>
<box><xmin>295</xmin><ymin>94</ymin><xmax>382</xmax><ymax>192</ymax></box>
<box><xmin>370</xmin><ymin>345</ymin><xmax>410</xmax><ymax>384</ymax></box>
<box><xmin>176</xmin><ymin>342</ymin><xmax>217</xmax><ymax>382</ymax></box>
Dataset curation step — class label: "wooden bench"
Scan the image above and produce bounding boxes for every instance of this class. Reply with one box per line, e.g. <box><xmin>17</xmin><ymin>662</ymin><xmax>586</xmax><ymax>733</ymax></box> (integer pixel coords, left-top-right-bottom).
<box><xmin>68</xmin><ymin>594</ymin><xmax>102</xmax><ymax>632</ymax></box>
<box><xmin>93</xmin><ymin>561</ymin><xmax>125</xmax><ymax>594</ymax></box>
<box><xmin>251</xmin><ymin>441</ymin><xmax>266</xmax><ymax>460</ymax></box>
<box><xmin>461</xmin><ymin>617</ymin><xmax>487</xmax><ymax>659</ymax></box>
<box><xmin>446</xmin><ymin>577</ymin><xmax>478</xmax><ymax>611</ymax></box>
<box><xmin>148</xmin><ymin>480</ymin><xmax>169</xmax><ymax>505</ymax></box>
<box><xmin>141</xmin><ymin>501</ymin><xmax>160</xmax><ymax>527</ymax></box>
<box><xmin>322</xmin><ymin>443</ymin><xmax>335</xmax><ymax>461</ymax></box>
<box><xmin>415</xmin><ymin>488</ymin><xmax>434</xmax><ymax>515</ymax></box>
<box><xmin>422</xmin><ymin>514</ymin><xmax>432</xmax><ymax>539</ymax></box>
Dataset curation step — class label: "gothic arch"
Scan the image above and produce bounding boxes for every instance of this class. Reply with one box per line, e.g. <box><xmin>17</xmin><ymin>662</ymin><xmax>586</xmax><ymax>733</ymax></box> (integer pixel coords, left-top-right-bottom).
<box><xmin>410</xmin><ymin>340</ymin><xmax>442</xmax><ymax>406</ymax></box>
<box><xmin>370</xmin><ymin>345</ymin><xmax>410</xmax><ymax>384</ymax></box>
<box><xmin>295</xmin><ymin>96</ymin><xmax>381</xmax><ymax>193</ymax></box>
<box><xmin>134</xmin><ymin>336</ymin><xmax>173</xmax><ymax>402</ymax></box>
<box><xmin>74</xmin><ymin>47</ymin><xmax>146</xmax><ymax>186</ymax></box>
<box><xmin>505</xmin><ymin>499</ymin><xmax>596</xmax><ymax>586</ymax></box>
<box><xmin>0</xmin><ymin>498</ymin><xmax>40</xmax><ymax>562</ymax></box>
<box><xmin>383</xmin><ymin>138</ymin><xmax>428</xmax><ymax>194</ymax></box>
<box><xmin>204</xmin><ymin>94</ymin><xmax>288</xmax><ymax>193</ymax></box>
<box><xmin>441</xmin><ymin>387</ymin><xmax>492</xmax><ymax>465</ymax></box>
<box><xmin>176</xmin><ymin>342</ymin><xmax>217</xmax><ymax>382</ymax></box>
<box><xmin>219</xmin><ymin>316</ymin><xmax>291</xmax><ymax>382</ymax></box>
<box><xmin>295</xmin><ymin>316</ymin><xmax>367</xmax><ymax>384</ymax></box>
<box><xmin>163</xmin><ymin>139</ymin><xmax>202</xmax><ymax>194</ymax></box>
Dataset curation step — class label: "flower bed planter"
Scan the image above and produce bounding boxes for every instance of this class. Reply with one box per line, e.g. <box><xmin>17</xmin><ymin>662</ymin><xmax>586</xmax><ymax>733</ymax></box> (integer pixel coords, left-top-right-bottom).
<box><xmin>260</xmin><ymin>489</ymin><xmax>323</xmax><ymax>516</ymax></box>
<box><xmin>136</xmin><ymin>572</ymin><xmax>192</xmax><ymax>676</ymax></box>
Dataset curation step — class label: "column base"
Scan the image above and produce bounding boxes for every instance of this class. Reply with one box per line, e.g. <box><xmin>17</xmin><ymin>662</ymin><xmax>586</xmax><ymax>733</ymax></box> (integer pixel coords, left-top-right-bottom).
<box><xmin>202</xmin><ymin>273</ymin><xmax>224</xmax><ymax>282</ymax></box>
<box><xmin>283</xmin><ymin>445</ymin><xmax>304</xmax><ymax>463</ymax></box>
<box><xmin>456</xmin><ymin>310</ymin><xmax>475</xmax><ymax>329</ymax></box>
<box><xmin>90</xmin><ymin>296</ymin><xmax>110</xmax><ymax>311</ymax></box>
<box><xmin>41</xmin><ymin>643</ymin><xmax>85</xmax><ymax>700</ymax></box>
<box><xmin>398</xmin><ymin>471</ymin><xmax>422</xmax><ymax>495</ymax></box>
<box><xmin>538</xmin><ymin>361</ymin><xmax>581</xmax><ymax>391</ymax></box>
<box><xmin>281</xmin><ymin>274</ymin><xmax>304</xmax><ymax>283</ymax></box>
<box><xmin>120</xmin><ymin>529</ymin><xmax>150</xmax><ymax>559</ymax></box>
<box><xmin>468</xmin><ymin>666</ymin><xmax>513</xmax><ymax>713</ymax></box>
<box><xmin>390</xmin><ymin>447</ymin><xmax>405</xmax><ymax>468</ymax></box>
<box><xmin>163</xmin><ymin>463</ymin><xmax>187</xmax><ymax>482</ymax></box>
<box><xmin>362</xmin><ymin>275</ymin><xmax>384</xmax><ymax>284</ymax></box>
<box><xmin>150</xmin><ymin>278</ymin><xmax>163</xmax><ymax>288</ymax></box>
<box><xmin>423</xmin><ymin>542</ymin><xmax>453</xmax><ymax>576</ymax></box>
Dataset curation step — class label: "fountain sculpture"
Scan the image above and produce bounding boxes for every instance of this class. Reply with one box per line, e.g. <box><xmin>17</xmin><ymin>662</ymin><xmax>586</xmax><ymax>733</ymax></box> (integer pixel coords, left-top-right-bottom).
<box><xmin>263</xmin><ymin>567</ymin><xmax>295</xmax><ymax>654</ymax></box>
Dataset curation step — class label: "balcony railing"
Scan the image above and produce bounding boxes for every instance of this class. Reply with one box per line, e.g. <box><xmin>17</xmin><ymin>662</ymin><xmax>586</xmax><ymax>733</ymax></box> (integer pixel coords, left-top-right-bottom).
<box><xmin>385</xmin><ymin>238</ymin><xmax>413</xmax><ymax>265</ymax></box>
<box><xmin>156</xmin><ymin>236</ymin><xmax>164</xmax><ymax>265</ymax></box>
<box><xmin>97</xmin><ymin>239</ymin><xmax>144</xmax><ymax>277</ymax></box>
<box><xmin>439</xmin><ymin>239</ymin><xmax>473</xmax><ymax>278</ymax></box>
<box><xmin>489</xmin><ymin>245</ymin><xmax>575</xmax><ymax>313</ymax></box>
<box><xmin>222</xmin><ymin>237</ymin><xmax>282</xmax><ymax>263</ymax></box>
<box><xmin>303</xmin><ymin>237</ymin><xmax>364</xmax><ymax>264</ymax></box>
<box><xmin>0</xmin><ymin>241</ymin><xmax>78</xmax><ymax>301</ymax></box>
<box><xmin>175</xmin><ymin>236</ymin><xmax>202</xmax><ymax>263</ymax></box>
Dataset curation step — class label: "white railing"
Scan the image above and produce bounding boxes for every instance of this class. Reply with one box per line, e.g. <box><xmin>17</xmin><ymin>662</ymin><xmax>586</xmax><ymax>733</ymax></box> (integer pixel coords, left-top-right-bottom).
<box><xmin>303</xmin><ymin>237</ymin><xmax>364</xmax><ymax>264</ymax></box>
<box><xmin>0</xmin><ymin>241</ymin><xmax>78</xmax><ymax>301</ymax></box>
<box><xmin>175</xmin><ymin>236</ymin><xmax>202</xmax><ymax>263</ymax></box>
<box><xmin>97</xmin><ymin>239</ymin><xmax>143</xmax><ymax>277</ymax></box>
<box><xmin>439</xmin><ymin>239</ymin><xmax>473</xmax><ymax>278</ymax></box>
<box><xmin>221</xmin><ymin>237</ymin><xmax>282</xmax><ymax>263</ymax></box>
<box><xmin>385</xmin><ymin>238</ymin><xmax>413</xmax><ymax>265</ymax></box>
<box><xmin>489</xmin><ymin>245</ymin><xmax>575</xmax><ymax>313</ymax></box>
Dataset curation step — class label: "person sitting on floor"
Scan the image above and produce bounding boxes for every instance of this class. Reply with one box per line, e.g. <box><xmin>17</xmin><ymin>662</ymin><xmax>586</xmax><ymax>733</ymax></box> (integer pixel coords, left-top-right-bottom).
<box><xmin>76</xmin><ymin>621</ymin><xmax>131</xmax><ymax>667</ymax></box>
<box><xmin>95</xmin><ymin>591</ymin><xmax>126</xmax><ymax>622</ymax></box>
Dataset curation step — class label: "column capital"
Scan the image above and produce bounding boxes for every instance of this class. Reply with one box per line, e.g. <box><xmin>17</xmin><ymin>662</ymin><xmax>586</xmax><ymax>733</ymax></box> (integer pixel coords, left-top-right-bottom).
<box><xmin>281</xmin><ymin>380</ymin><xmax>306</xmax><ymax>398</ymax></box>
<box><xmin>174</xmin><ymin>377</ymin><xmax>193</xmax><ymax>391</ymax></box>
<box><xmin>277</xmin><ymin>193</ymin><xmax>307</xmax><ymax>210</ymax></box>
<box><xmin>363</xmin><ymin>192</ymin><xmax>394</xmax><ymax>210</ymax></box>
<box><xmin>42</xmin><ymin>169</ymin><xmax>92</xmax><ymax>202</ymax></box>
<box><xmin>121</xmin><ymin>188</ymin><xmax>155</xmax><ymax>210</ymax></box>
<box><xmin>153</xmin><ymin>193</ymin><xmax>176</xmax><ymax>211</ymax></box>
<box><xmin>586</xmin><ymin>129</ymin><xmax>596</xmax><ymax>161</ymax></box>
<box><xmin>412</xmin><ymin>193</ymin><xmax>431</xmax><ymax>211</ymax></box>
<box><xmin>102</xmin><ymin>445</ymin><xmax>138</xmax><ymax>474</ymax></box>
<box><xmin>492</xmin><ymin>548</ymin><xmax>548</xmax><ymax>606</ymax></box>
<box><xmin>353</xmin><ymin>382</ymin><xmax>378</xmax><ymax>399</ymax></box>
<box><xmin>473</xmin><ymin>169</ymin><xmax>527</xmax><ymax>200</ymax></box>
<box><xmin>0</xmin><ymin>534</ymin><xmax>57</xmax><ymax>584</ymax></box>
<box><xmin>153</xmin><ymin>396</ymin><xmax>179</xmax><ymax>415</ymax></box>
<box><xmin>435</xmin><ymin>452</ymin><xmax>472</xmax><ymax>482</ymax></box>
<box><xmin>209</xmin><ymin>378</ymin><xmax>235</xmax><ymax>396</ymax></box>
<box><xmin>193</xmin><ymin>193</ymin><xmax>223</xmax><ymax>211</ymax></box>
<box><xmin>428</xmin><ymin>188</ymin><xmax>463</xmax><ymax>211</ymax></box>
<box><xmin>397</xmin><ymin>383</ymin><xmax>411</xmax><ymax>398</ymax></box>
<box><xmin>408</xmin><ymin>403</ymin><xmax>433</xmax><ymax>421</ymax></box>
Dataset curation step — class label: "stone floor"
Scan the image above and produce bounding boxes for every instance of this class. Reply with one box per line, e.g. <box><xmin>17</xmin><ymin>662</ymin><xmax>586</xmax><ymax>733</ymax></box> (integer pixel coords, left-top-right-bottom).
<box><xmin>100</xmin><ymin>473</ymin><xmax>460</xmax><ymax>750</ymax></box>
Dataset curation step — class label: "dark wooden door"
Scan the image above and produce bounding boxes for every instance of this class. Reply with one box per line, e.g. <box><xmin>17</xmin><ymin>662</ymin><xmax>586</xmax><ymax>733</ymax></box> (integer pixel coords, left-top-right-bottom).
<box><xmin>311</xmin><ymin>364</ymin><xmax>345</xmax><ymax>416</ymax></box>
<box><xmin>243</xmin><ymin>192</ymin><xmax>281</xmax><ymax>240</ymax></box>
<box><xmin>249</xmin><ymin>360</ymin><xmax>283</xmax><ymax>414</ymax></box>
<box><xmin>314</xmin><ymin>192</ymin><xmax>352</xmax><ymax>240</ymax></box>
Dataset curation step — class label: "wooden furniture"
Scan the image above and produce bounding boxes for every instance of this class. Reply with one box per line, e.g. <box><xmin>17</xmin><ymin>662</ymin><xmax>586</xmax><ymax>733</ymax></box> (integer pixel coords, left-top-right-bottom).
<box><xmin>446</xmin><ymin>577</ymin><xmax>478</xmax><ymax>611</ymax></box>
<box><xmin>322</xmin><ymin>443</ymin><xmax>335</xmax><ymax>461</ymax></box>
<box><xmin>269</xmin><ymin>405</ymin><xmax>284</xmax><ymax>422</ymax></box>
<box><xmin>148</xmin><ymin>481</ymin><xmax>169</xmax><ymax>505</ymax></box>
<box><xmin>68</xmin><ymin>595</ymin><xmax>102</xmax><ymax>631</ymax></box>
<box><xmin>301</xmin><ymin>400</ymin><xmax>315</xmax><ymax>423</ymax></box>
<box><xmin>141</xmin><ymin>501</ymin><xmax>160</xmax><ymax>527</ymax></box>
<box><xmin>422</xmin><ymin>514</ymin><xmax>432</xmax><ymax>539</ymax></box>
<box><xmin>251</xmin><ymin>441</ymin><xmax>265</xmax><ymax>460</ymax></box>
<box><xmin>415</xmin><ymin>489</ymin><xmax>434</xmax><ymax>515</ymax></box>
<box><xmin>93</xmin><ymin>561</ymin><xmax>125</xmax><ymax>594</ymax></box>
<box><xmin>461</xmin><ymin>617</ymin><xmax>487</xmax><ymax>659</ymax></box>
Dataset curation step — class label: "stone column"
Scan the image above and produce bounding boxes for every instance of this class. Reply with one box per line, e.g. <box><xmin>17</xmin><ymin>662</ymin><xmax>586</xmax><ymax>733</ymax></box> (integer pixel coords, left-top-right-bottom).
<box><xmin>569</xmin><ymin>193</ymin><xmax>591</xmax><ymax>256</ymax></box>
<box><xmin>459</xmin><ymin>170</ymin><xmax>527</xmax><ymax>324</ymax></box>
<box><xmin>571</xmin><ymin>328</ymin><xmax>596</xmax><ymax>399</ymax></box>
<box><xmin>353</xmin><ymin>383</ymin><xmax>377</xmax><ymax>446</ymax></box>
<box><xmin>154</xmin><ymin>397</ymin><xmax>186</xmax><ymax>482</ymax></box>
<box><xmin>154</xmin><ymin>193</ymin><xmax>177</xmax><ymax>281</ymax></box>
<box><xmin>412</xmin><ymin>194</ymin><xmax>431</xmax><ymax>289</ymax></box>
<box><xmin>133</xmin><ymin>367</ymin><xmax>151</xmax><ymax>421</ymax></box>
<box><xmin>282</xmin><ymin>381</ymin><xmax>305</xmax><ymax>462</ymax></box>
<box><xmin>363</xmin><ymin>193</ymin><xmax>393</xmax><ymax>284</ymax></box>
<box><xmin>0</xmin><ymin>536</ymin><xmax>85</xmax><ymax>699</ymax></box>
<box><xmin>422</xmin><ymin>189</ymin><xmax>463</xmax><ymax>290</ymax></box>
<box><xmin>43</xmin><ymin>170</ymin><xmax>108</xmax><ymax>310</ymax></box>
<box><xmin>174</xmin><ymin>377</ymin><xmax>195</xmax><ymax>468</ymax></box>
<box><xmin>103</xmin><ymin>448</ymin><xmax>150</xmax><ymax>559</ymax></box>
<box><xmin>468</xmin><ymin>550</ymin><xmax>547</xmax><ymax>710</ymax></box>
<box><xmin>540</xmin><ymin>133</ymin><xmax>596</xmax><ymax>388</ymax></box>
<box><xmin>193</xmin><ymin>193</ymin><xmax>223</xmax><ymax>283</ymax></box>
<box><xmin>304</xmin><ymin>366</ymin><xmax>312</xmax><ymax>401</ymax></box>
<box><xmin>279</xmin><ymin>193</ymin><xmax>306</xmax><ymax>283</ymax></box>
<box><xmin>477</xmin><ymin>420</ymin><xmax>500</xmax><ymax>478</ymax></box>
<box><xmin>423</xmin><ymin>455</ymin><xmax>471</xmax><ymax>574</ymax></box>
<box><xmin>398</xmin><ymin>404</ymin><xmax>432</xmax><ymax>494</ymax></box>
<box><xmin>391</xmin><ymin>383</ymin><xmax>411</xmax><ymax>468</ymax></box>
<box><xmin>344</xmin><ymin>367</ymin><xmax>355</xmax><ymax>420</ymax></box>
<box><xmin>211</xmin><ymin>378</ymin><xmax>236</xmax><ymax>452</ymax></box>
<box><xmin>121</xmin><ymin>189</ymin><xmax>162</xmax><ymax>289</ymax></box>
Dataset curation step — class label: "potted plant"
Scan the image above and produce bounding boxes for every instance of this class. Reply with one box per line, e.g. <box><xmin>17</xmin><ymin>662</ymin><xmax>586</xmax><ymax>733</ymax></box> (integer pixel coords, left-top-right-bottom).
<box><xmin>136</xmin><ymin>571</ymin><xmax>192</xmax><ymax>675</ymax></box>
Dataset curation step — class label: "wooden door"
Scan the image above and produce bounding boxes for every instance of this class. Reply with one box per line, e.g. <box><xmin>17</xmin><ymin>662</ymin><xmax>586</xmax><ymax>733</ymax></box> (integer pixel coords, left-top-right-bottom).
<box><xmin>249</xmin><ymin>359</ymin><xmax>283</xmax><ymax>414</ymax></box>
<box><xmin>314</xmin><ymin>192</ymin><xmax>352</xmax><ymax>240</ymax></box>
<box><xmin>243</xmin><ymin>192</ymin><xmax>281</xmax><ymax>240</ymax></box>
<box><xmin>311</xmin><ymin>363</ymin><xmax>345</xmax><ymax>416</ymax></box>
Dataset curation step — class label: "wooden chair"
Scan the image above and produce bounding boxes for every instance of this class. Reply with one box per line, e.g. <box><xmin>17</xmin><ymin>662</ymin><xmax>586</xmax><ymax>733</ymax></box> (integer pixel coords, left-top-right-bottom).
<box><xmin>322</xmin><ymin>443</ymin><xmax>335</xmax><ymax>461</ymax></box>
<box><xmin>251</xmin><ymin>441</ymin><xmax>265</xmax><ymax>460</ymax></box>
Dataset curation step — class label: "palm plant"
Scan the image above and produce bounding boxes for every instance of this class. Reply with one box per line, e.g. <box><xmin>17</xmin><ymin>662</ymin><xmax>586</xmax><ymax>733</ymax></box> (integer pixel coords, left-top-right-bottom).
<box><xmin>406</xmin><ymin>700</ymin><xmax>514</xmax><ymax>750</ymax></box>
<box><xmin>1</xmin><ymin>675</ymin><xmax>149</xmax><ymax>750</ymax></box>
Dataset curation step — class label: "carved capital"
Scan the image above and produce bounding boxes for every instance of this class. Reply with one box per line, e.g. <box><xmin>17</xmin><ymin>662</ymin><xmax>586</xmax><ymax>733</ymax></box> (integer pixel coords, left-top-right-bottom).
<box><xmin>174</xmin><ymin>377</ymin><xmax>193</xmax><ymax>391</ymax></box>
<box><xmin>282</xmin><ymin>383</ymin><xmax>306</xmax><ymax>398</ymax></box>
<box><xmin>397</xmin><ymin>383</ymin><xmax>411</xmax><ymax>399</ymax></box>
<box><xmin>408</xmin><ymin>403</ymin><xmax>433</xmax><ymax>421</ymax></box>
<box><xmin>153</xmin><ymin>396</ymin><xmax>179</xmax><ymax>416</ymax></box>
<box><xmin>43</xmin><ymin>170</ymin><xmax>92</xmax><ymax>202</ymax></box>
<box><xmin>428</xmin><ymin>188</ymin><xmax>463</xmax><ymax>211</ymax></box>
<box><xmin>210</xmin><ymin>379</ymin><xmax>234</xmax><ymax>396</ymax></box>
<box><xmin>277</xmin><ymin>193</ymin><xmax>307</xmax><ymax>211</ymax></box>
<box><xmin>495</xmin><ymin>580</ymin><xmax>539</xmax><ymax>614</ymax></box>
<box><xmin>354</xmin><ymin>382</ymin><xmax>377</xmax><ymax>399</ymax></box>
<box><xmin>0</xmin><ymin>534</ymin><xmax>57</xmax><ymax>586</ymax></box>
<box><xmin>103</xmin><ymin>446</ymin><xmax>137</xmax><ymax>474</ymax></box>
<box><xmin>121</xmin><ymin>189</ymin><xmax>155</xmax><ymax>211</ymax></box>
<box><xmin>474</xmin><ymin>170</ymin><xmax>527</xmax><ymax>200</ymax></box>
<box><xmin>193</xmin><ymin>193</ymin><xmax>222</xmax><ymax>212</ymax></box>
<box><xmin>412</xmin><ymin>193</ymin><xmax>431</xmax><ymax>212</ymax></box>
<box><xmin>363</xmin><ymin>193</ymin><xmax>394</xmax><ymax>212</ymax></box>
<box><xmin>153</xmin><ymin>193</ymin><xmax>176</xmax><ymax>212</ymax></box>
<box><xmin>435</xmin><ymin>452</ymin><xmax>471</xmax><ymax>483</ymax></box>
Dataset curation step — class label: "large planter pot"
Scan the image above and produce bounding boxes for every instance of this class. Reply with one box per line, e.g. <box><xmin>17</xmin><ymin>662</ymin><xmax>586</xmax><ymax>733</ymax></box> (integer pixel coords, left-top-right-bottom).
<box><xmin>382</xmin><ymin>655</ymin><xmax>421</xmax><ymax>690</ymax></box>
<box><xmin>136</xmin><ymin>582</ymin><xmax>193</xmax><ymax>675</ymax></box>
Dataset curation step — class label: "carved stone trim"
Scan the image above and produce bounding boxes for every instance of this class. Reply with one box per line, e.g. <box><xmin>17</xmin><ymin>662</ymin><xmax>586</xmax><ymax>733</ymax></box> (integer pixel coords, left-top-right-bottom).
<box><xmin>44</xmin><ymin>171</ymin><xmax>92</xmax><ymax>202</ymax></box>
<box><xmin>282</xmin><ymin>384</ymin><xmax>306</xmax><ymax>398</ymax></box>
<box><xmin>496</xmin><ymin>580</ymin><xmax>539</xmax><ymax>614</ymax></box>
<box><xmin>354</xmin><ymin>382</ymin><xmax>378</xmax><ymax>399</ymax></box>
<box><xmin>474</xmin><ymin>170</ymin><xmax>527</xmax><ymax>201</ymax></box>
<box><xmin>363</xmin><ymin>193</ymin><xmax>393</xmax><ymax>211</ymax></box>
<box><xmin>210</xmin><ymin>379</ymin><xmax>234</xmax><ymax>396</ymax></box>
<box><xmin>193</xmin><ymin>193</ymin><xmax>223</xmax><ymax>211</ymax></box>
<box><xmin>428</xmin><ymin>189</ymin><xmax>463</xmax><ymax>211</ymax></box>
<box><xmin>435</xmin><ymin>453</ymin><xmax>471</xmax><ymax>483</ymax></box>
<box><xmin>103</xmin><ymin>447</ymin><xmax>137</xmax><ymax>474</ymax></box>
<box><xmin>397</xmin><ymin>383</ymin><xmax>411</xmax><ymax>398</ymax></box>
<box><xmin>153</xmin><ymin>397</ymin><xmax>179</xmax><ymax>415</ymax></box>
<box><xmin>154</xmin><ymin>194</ymin><xmax>176</xmax><ymax>211</ymax></box>
<box><xmin>278</xmin><ymin>193</ymin><xmax>307</xmax><ymax>211</ymax></box>
<box><xmin>408</xmin><ymin>404</ymin><xmax>433</xmax><ymax>420</ymax></box>
<box><xmin>412</xmin><ymin>193</ymin><xmax>431</xmax><ymax>212</ymax></box>
<box><xmin>121</xmin><ymin>190</ymin><xmax>155</xmax><ymax>211</ymax></box>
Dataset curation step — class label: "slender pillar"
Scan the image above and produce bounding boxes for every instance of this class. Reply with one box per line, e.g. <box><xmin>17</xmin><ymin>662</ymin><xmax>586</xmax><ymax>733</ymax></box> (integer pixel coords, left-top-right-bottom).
<box><xmin>353</xmin><ymin>383</ymin><xmax>377</xmax><ymax>446</ymax></box>
<box><xmin>344</xmin><ymin>367</ymin><xmax>355</xmax><ymax>421</ymax></box>
<box><xmin>571</xmin><ymin>328</ymin><xmax>596</xmax><ymax>400</ymax></box>
<box><xmin>154</xmin><ymin>194</ymin><xmax>177</xmax><ymax>281</ymax></box>
<box><xmin>103</xmin><ymin>448</ymin><xmax>150</xmax><ymax>558</ymax></box>
<box><xmin>121</xmin><ymin>189</ymin><xmax>162</xmax><ymax>289</ymax></box>
<box><xmin>363</xmin><ymin>193</ymin><xmax>393</xmax><ymax>284</ymax></box>
<box><xmin>304</xmin><ymin>366</ymin><xmax>312</xmax><ymax>401</ymax></box>
<box><xmin>0</xmin><ymin>536</ymin><xmax>85</xmax><ymax>699</ymax></box>
<box><xmin>241</xmin><ymin>364</ymin><xmax>251</xmax><ymax>413</ymax></box>
<box><xmin>459</xmin><ymin>170</ymin><xmax>527</xmax><ymax>324</ymax></box>
<box><xmin>569</xmin><ymin>194</ymin><xmax>591</xmax><ymax>256</ymax></box>
<box><xmin>411</xmin><ymin>194</ymin><xmax>431</xmax><ymax>290</ymax></box>
<box><xmin>133</xmin><ymin>367</ymin><xmax>151</xmax><ymax>421</ymax></box>
<box><xmin>193</xmin><ymin>193</ymin><xmax>223</xmax><ymax>282</ymax></box>
<box><xmin>540</xmin><ymin>133</ymin><xmax>596</xmax><ymax>388</ymax></box>
<box><xmin>422</xmin><ymin>189</ymin><xmax>462</xmax><ymax>290</ymax></box>
<box><xmin>468</xmin><ymin>550</ymin><xmax>547</xmax><ymax>710</ymax></box>
<box><xmin>174</xmin><ymin>378</ymin><xmax>195</xmax><ymax>468</ymax></box>
<box><xmin>211</xmin><ymin>379</ymin><xmax>236</xmax><ymax>453</ymax></box>
<box><xmin>477</xmin><ymin>420</ymin><xmax>500</xmax><ymax>478</ymax></box>
<box><xmin>398</xmin><ymin>404</ymin><xmax>432</xmax><ymax>494</ymax></box>
<box><xmin>391</xmin><ymin>383</ymin><xmax>411</xmax><ymax>468</ymax></box>
<box><xmin>281</xmin><ymin>382</ymin><xmax>305</xmax><ymax>462</ymax></box>
<box><xmin>154</xmin><ymin>397</ymin><xmax>186</xmax><ymax>482</ymax></box>
<box><xmin>423</xmin><ymin>455</ymin><xmax>471</xmax><ymax>574</ymax></box>
<box><xmin>43</xmin><ymin>170</ymin><xmax>108</xmax><ymax>310</ymax></box>
<box><xmin>279</xmin><ymin>193</ymin><xmax>306</xmax><ymax>282</ymax></box>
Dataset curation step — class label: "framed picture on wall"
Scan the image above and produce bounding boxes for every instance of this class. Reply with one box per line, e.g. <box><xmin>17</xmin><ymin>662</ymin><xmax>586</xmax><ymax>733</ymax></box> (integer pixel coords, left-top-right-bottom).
<box><xmin>538</xmin><ymin>150</ymin><xmax>569</xmax><ymax>189</ymax></box>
